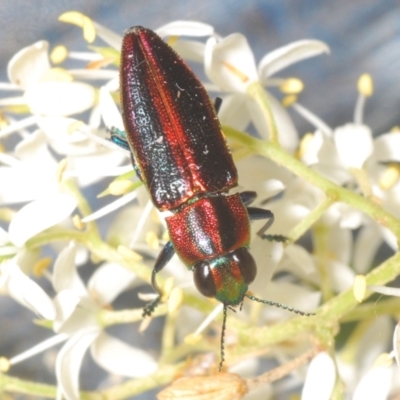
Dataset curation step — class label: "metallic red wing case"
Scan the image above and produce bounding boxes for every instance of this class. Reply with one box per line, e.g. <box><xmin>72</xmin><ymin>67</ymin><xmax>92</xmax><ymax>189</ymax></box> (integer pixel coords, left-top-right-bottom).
<box><xmin>120</xmin><ymin>27</ymin><xmax>238</xmax><ymax>211</ymax></box>
<box><xmin>166</xmin><ymin>193</ymin><xmax>251</xmax><ymax>267</ymax></box>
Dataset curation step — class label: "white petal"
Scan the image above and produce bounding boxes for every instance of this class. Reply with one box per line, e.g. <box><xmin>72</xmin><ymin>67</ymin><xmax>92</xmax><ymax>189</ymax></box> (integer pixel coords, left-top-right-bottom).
<box><xmin>352</xmin><ymin>366</ymin><xmax>392</xmax><ymax>400</ymax></box>
<box><xmin>0</xmin><ymin>259</ymin><xmax>55</xmax><ymax>319</ymax></box>
<box><xmin>373</xmin><ymin>132</ymin><xmax>400</xmax><ymax>162</ymax></box>
<box><xmin>0</xmin><ymin>163</ymin><xmax>58</xmax><ymax>204</ymax></box>
<box><xmin>24</xmin><ymin>81</ymin><xmax>96</xmax><ymax>117</ymax></box>
<box><xmin>250</xmin><ymin>92</ymin><xmax>299</xmax><ymax>152</ymax></box>
<box><xmin>393</xmin><ymin>322</ymin><xmax>400</xmax><ymax>369</ymax></box>
<box><xmin>301</xmin><ymin>352</ymin><xmax>335</xmax><ymax>400</ymax></box>
<box><xmin>339</xmin><ymin>208</ymin><xmax>363</xmax><ymax>229</ymax></box>
<box><xmin>284</xmin><ymin>244</ymin><xmax>316</xmax><ymax>275</ymax></box>
<box><xmin>53</xmin><ymin>290</ymin><xmax>82</xmax><ymax>332</ymax></box>
<box><xmin>54</xmin><ymin>290</ymin><xmax>98</xmax><ymax>335</ymax></box>
<box><xmin>8</xmin><ymin>192</ymin><xmax>77</xmax><ymax>247</ymax></box>
<box><xmin>53</xmin><ymin>242</ymin><xmax>88</xmax><ymax>296</ymax></box>
<box><xmin>353</xmin><ymin>224</ymin><xmax>382</xmax><ymax>273</ymax></box>
<box><xmin>88</xmin><ymin>262</ymin><xmax>136</xmax><ymax>306</ymax></box>
<box><xmin>369</xmin><ymin>285</ymin><xmax>400</xmax><ymax>297</ymax></box>
<box><xmin>93</xmin><ymin>22</ymin><xmax>122</xmax><ymax>49</ymax></box>
<box><xmin>300</xmin><ymin>131</ymin><xmax>324</xmax><ymax>165</ymax></box>
<box><xmin>56</xmin><ymin>328</ymin><xmax>100</xmax><ymax>400</ymax></box>
<box><xmin>0</xmin><ymin>115</ymin><xmax>38</xmax><ymax>140</ymax></box>
<box><xmin>90</xmin><ymin>332</ymin><xmax>157</xmax><ymax>377</ymax></box>
<box><xmin>326</xmin><ymin>224</ymin><xmax>352</xmax><ymax>265</ymax></box>
<box><xmin>334</xmin><ymin>124</ymin><xmax>373</xmax><ymax>169</ymax></box>
<box><xmin>327</xmin><ymin>259</ymin><xmax>355</xmax><ymax>293</ymax></box>
<box><xmin>248</xmin><ymin>241</ymin><xmax>283</xmax><ymax>295</ymax></box>
<box><xmin>99</xmin><ymin>86</ymin><xmax>124</xmax><ymax>130</ymax></box>
<box><xmin>156</xmin><ymin>21</ymin><xmax>214</xmax><ymax>37</ymax></box>
<box><xmin>38</xmin><ymin>116</ymin><xmax>88</xmax><ymax>145</ymax></box>
<box><xmin>380</xmin><ymin>226</ymin><xmax>398</xmax><ymax>251</ymax></box>
<box><xmin>7</xmin><ymin>41</ymin><xmax>50</xmax><ymax>89</ymax></box>
<box><xmin>205</xmin><ymin>34</ymin><xmax>258</xmax><ymax>93</ymax></box>
<box><xmin>291</xmin><ymin>103</ymin><xmax>332</xmax><ymax>135</ymax></box>
<box><xmin>217</xmin><ymin>93</ymin><xmax>251</xmax><ymax>131</ymax></box>
<box><xmin>357</xmin><ymin>316</ymin><xmax>392</xmax><ymax>370</ymax></box>
<box><xmin>15</xmin><ymin>129</ymin><xmax>57</xmax><ymax>166</ymax></box>
<box><xmin>173</xmin><ymin>40</ymin><xmax>206</xmax><ymax>63</ymax></box>
<box><xmin>66</xmin><ymin>150</ymin><xmax>127</xmax><ymax>186</ymax></box>
<box><xmin>81</xmin><ymin>190</ymin><xmax>137</xmax><ymax>223</ymax></box>
<box><xmin>258</xmin><ymin>40</ymin><xmax>330</xmax><ymax>80</ymax></box>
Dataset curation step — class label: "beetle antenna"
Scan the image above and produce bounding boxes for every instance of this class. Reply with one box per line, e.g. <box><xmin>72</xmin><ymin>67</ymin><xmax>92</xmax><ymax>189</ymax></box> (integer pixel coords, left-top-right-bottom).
<box><xmin>218</xmin><ymin>304</ymin><xmax>228</xmax><ymax>372</ymax></box>
<box><xmin>245</xmin><ymin>293</ymin><xmax>315</xmax><ymax>316</ymax></box>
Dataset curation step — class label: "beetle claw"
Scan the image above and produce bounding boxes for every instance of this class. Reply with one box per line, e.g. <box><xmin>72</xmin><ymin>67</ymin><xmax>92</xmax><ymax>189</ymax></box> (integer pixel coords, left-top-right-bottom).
<box><xmin>142</xmin><ymin>296</ymin><xmax>161</xmax><ymax>317</ymax></box>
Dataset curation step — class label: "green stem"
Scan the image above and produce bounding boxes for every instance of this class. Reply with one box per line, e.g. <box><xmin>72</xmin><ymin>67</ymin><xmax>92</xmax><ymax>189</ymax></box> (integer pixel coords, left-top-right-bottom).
<box><xmin>288</xmin><ymin>197</ymin><xmax>334</xmax><ymax>242</ymax></box>
<box><xmin>224</xmin><ymin>126</ymin><xmax>400</xmax><ymax>243</ymax></box>
<box><xmin>0</xmin><ymin>373</ymin><xmax>56</xmax><ymax>399</ymax></box>
<box><xmin>313</xmin><ymin>223</ymin><xmax>334</xmax><ymax>302</ymax></box>
<box><xmin>342</xmin><ymin>297</ymin><xmax>400</xmax><ymax>322</ymax></box>
<box><xmin>247</xmin><ymin>82</ymin><xmax>279</xmax><ymax>145</ymax></box>
<box><xmin>237</xmin><ymin>251</ymin><xmax>400</xmax><ymax>351</ymax></box>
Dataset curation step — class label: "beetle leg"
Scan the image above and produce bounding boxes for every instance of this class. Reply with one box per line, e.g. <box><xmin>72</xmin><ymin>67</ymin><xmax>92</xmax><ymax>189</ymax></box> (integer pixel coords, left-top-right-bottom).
<box><xmin>143</xmin><ymin>241</ymin><xmax>175</xmax><ymax>317</ymax></box>
<box><xmin>109</xmin><ymin>127</ymin><xmax>144</xmax><ymax>181</ymax></box>
<box><xmin>240</xmin><ymin>191</ymin><xmax>257</xmax><ymax>206</ymax></box>
<box><xmin>246</xmin><ymin>207</ymin><xmax>288</xmax><ymax>243</ymax></box>
<box><xmin>109</xmin><ymin>127</ymin><xmax>130</xmax><ymax>150</ymax></box>
<box><xmin>214</xmin><ymin>97</ymin><xmax>223</xmax><ymax>114</ymax></box>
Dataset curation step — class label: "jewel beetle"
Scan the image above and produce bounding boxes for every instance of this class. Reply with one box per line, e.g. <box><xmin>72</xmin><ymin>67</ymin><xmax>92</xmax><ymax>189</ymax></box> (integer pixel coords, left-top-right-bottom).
<box><xmin>112</xmin><ymin>26</ymin><xmax>313</xmax><ymax>370</ymax></box>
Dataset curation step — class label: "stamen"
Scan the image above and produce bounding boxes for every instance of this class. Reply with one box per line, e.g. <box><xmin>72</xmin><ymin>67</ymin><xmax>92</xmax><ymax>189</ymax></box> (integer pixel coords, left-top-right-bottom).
<box><xmin>353</xmin><ymin>274</ymin><xmax>367</xmax><ymax>303</ymax></box>
<box><xmin>0</xmin><ymin>115</ymin><xmax>38</xmax><ymax>139</ymax></box>
<box><xmin>130</xmin><ymin>200</ymin><xmax>154</xmax><ymax>247</ymax></box>
<box><xmin>166</xmin><ymin>35</ymin><xmax>179</xmax><ymax>46</ymax></box>
<box><xmin>0</xmin><ymin>357</ymin><xmax>10</xmax><ymax>372</ymax></box>
<box><xmin>193</xmin><ymin>303</ymin><xmax>223</xmax><ymax>336</ymax></box>
<box><xmin>296</xmin><ymin>132</ymin><xmax>314</xmax><ymax>160</ymax></box>
<box><xmin>56</xmin><ymin>159</ymin><xmax>68</xmax><ymax>182</ymax></box>
<box><xmin>41</xmin><ymin>68</ymin><xmax>73</xmax><ymax>82</ymax></box>
<box><xmin>379</xmin><ymin>163</ymin><xmax>400</xmax><ymax>190</ymax></box>
<box><xmin>291</xmin><ymin>102</ymin><xmax>332</xmax><ymax>135</ymax></box>
<box><xmin>354</xmin><ymin>74</ymin><xmax>373</xmax><ymax>125</ymax></box>
<box><xmin>8</xmin><ymin>333</ymin><xmax>68</xmax><ymax>366</ymax></box>
<box><xmin>72</xmin><ymin>214</ymin><xmax>85</xmax><ymax>230</ymax></box>
<box><xmin>81</xmin><ymin>190</ymin><xmax>137</xmax><ymax>222</ymax></box>
<box><xmin>108</xmin><ymin>179</ymin><xmax>135</xmax><ymax>195</ymax></box>
<box><xmin>280</xmin><ymin>78</ymin><xmax>304</xmax><ymax>94</ymax></box>
<box><xmin>33</xmin><ymin>257</ymin><xmax>52</xmax><ymax>277</ymax></box>
<box><xmin>167</xmin><ymin>287</ymin><xmax>183</xmax><ymax>313</ymax></box>
<box><xmin>59</xmin><ymin>12</ymin><xmax>96</xmax><ymax>43</ymax></box>
<box><xmin>50</xmin><ymin>45</ymin><xmax>68</xmax><ymax>64</ymax></box>
<box><xmin>222</xmin><ymin>62</ymin><xmax>249</xmax><ymax>83</ymax></box>
<box><xmin>357</xmin><ymin>73</ymin><xmax>374</xmax><ymax>97</ymax></box>
<box><xmin>282</xmin><ymin>95</ymin><xmax>297</xmax><ymax>107</ymax></box>
<box><xmin>146</xmin><ymin>231</ymin><xmax>160</xmax><ymax>250</ymax></box>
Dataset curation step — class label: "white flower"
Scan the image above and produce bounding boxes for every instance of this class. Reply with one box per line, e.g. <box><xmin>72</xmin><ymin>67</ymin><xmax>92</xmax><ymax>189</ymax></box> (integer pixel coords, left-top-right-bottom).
<box><xmin>6</xmin><ymin>40</ymin><xmax>96</xmax><ymax>118</ymax></box>
<box><xmin>204</xmin><ymin>33</ymin><xmax>329</xmax><ymax>152</ymax></box>
<box><xmin>52</xmin><ymin>242</ymin><xmax>157</xmax><ymax>400</ymax></box>
<box><xmin>301</xmin><ymin>352</ymin><xmax>336</xmax><ymax>400</ymax></box>
<box><xmin>0</xmin><ymin>257</ymin><xmax>55</xmax><ymax>319</ymax></box>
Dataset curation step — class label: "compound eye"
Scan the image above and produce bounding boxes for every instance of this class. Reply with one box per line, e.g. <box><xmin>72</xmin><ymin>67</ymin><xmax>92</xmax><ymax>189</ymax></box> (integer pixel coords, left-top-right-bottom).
<box><xmin>193</xmin><ymin>262</ymin><xmax>217</xmax><ymax>298</ymax></box>
<box><xmin>234</xmin><ymin>248</ymin><xmax>257</xmax><ymax>285</ymax></box>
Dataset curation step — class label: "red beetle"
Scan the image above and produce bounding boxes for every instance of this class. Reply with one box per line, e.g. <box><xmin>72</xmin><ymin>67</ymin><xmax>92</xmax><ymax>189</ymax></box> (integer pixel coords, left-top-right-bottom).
<box><xmin>111</xmin><ymin>26</ymin><xmax>313</xmax><ymax>369</ymax></box>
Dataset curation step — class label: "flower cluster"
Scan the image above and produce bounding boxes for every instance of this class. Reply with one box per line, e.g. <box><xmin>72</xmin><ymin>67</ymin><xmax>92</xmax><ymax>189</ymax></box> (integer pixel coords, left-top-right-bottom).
<box><xmin>0</xmin><ymin>11</ymin><xmax>399</xmax><ymax>400</ymax></box>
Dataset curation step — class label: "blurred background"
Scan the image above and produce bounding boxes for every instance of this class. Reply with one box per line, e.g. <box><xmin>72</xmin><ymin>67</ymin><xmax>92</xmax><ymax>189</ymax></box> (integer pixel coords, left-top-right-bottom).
<box><xmin>1</xmin><ymin>1</ymin><xmax>400</xmax><ymax>399</ymax></box>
